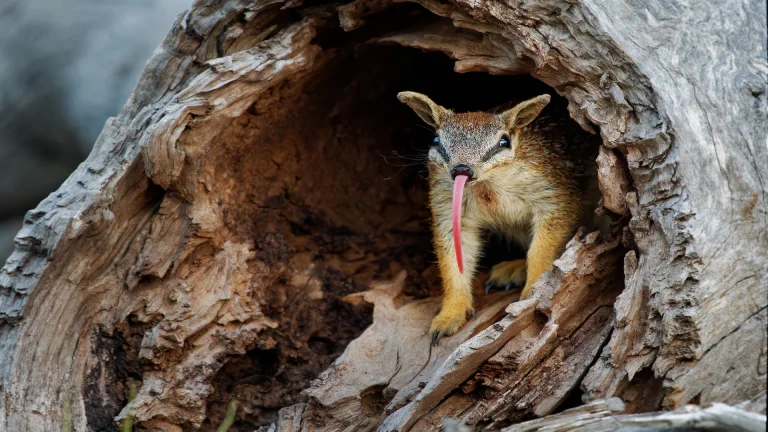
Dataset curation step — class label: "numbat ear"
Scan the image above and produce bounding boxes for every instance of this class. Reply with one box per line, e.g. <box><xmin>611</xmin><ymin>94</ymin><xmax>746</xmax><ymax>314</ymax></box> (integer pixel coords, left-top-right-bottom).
<box><xmin>397</xmin><ymin>91</ymin><xmax>450</xmax><ymax>129</ymax></box>
<box><xmin>500</xmin><ymin>94</ymin><xmax>551</xmax><ymax>130</ymax></box>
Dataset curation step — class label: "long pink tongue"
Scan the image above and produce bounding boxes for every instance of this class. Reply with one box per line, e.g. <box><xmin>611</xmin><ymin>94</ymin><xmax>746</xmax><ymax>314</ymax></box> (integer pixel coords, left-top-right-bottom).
<box><xmin>452</xmin><ymin>175</ymin><xmax>468</xmax><ymax>274</ymax></box>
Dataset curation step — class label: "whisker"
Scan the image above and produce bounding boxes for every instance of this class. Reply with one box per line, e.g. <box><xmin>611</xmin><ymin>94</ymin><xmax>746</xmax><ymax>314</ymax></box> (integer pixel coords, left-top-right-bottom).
<box><xmin>383</xmin><ymin>161</ymin><xmax>424</xmax><ymax>168</ymax></box>
<box><xmin>379</xmin><ymin>150</ymin><xmax>429</xmax><ymax>165</ymax></box>
<box><xmin>412</xmin><ymin>123</ymin><xmax>436</xmax><ymax>134</ymax></box>
<box><xmin>383</xmin><ymin>167</ymin><xmax>408</xmax><ymax>180</ymax></box>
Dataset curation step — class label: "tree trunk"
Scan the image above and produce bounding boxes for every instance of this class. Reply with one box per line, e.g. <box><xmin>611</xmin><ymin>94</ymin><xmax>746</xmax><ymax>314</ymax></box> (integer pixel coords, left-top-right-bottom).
<box><xmin>0</xmin><ymin>0</ymin><xmax>765</xmax><ymax>431</ymax></box>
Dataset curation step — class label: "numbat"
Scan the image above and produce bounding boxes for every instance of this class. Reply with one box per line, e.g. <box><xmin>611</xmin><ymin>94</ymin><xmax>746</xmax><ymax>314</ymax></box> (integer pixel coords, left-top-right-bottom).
<box><xmin>398</xmin><ymin>91</ymin><xmax>602</xmax><ymax>343</ymax></box>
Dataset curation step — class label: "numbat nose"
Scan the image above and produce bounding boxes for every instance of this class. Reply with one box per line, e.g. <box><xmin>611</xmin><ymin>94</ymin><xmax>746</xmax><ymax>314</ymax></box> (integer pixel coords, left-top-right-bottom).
<box><xmin>450</xmin><ymin>165</ymin><xmax>474</xmax><ymax>180</ymax></box>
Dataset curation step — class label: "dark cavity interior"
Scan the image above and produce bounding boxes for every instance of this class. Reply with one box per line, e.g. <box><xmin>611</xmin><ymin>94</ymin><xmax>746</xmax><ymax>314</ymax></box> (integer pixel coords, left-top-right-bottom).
<box><xmin>199</xmin><ymin>20</ymin><xmax>601</xmax><ymax>430</ymax></box>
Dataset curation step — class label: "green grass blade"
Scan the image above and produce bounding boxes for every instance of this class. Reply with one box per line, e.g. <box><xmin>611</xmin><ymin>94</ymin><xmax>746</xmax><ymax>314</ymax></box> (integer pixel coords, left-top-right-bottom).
<box><xmin>122</xmin><ymin>383</ymin><xmax>138</xmax><ymax>432</ymax></box>
<box><xmin>216</xmin><ymin>401</ymin><xmax>238</xmax><ymax>432</ymax></box>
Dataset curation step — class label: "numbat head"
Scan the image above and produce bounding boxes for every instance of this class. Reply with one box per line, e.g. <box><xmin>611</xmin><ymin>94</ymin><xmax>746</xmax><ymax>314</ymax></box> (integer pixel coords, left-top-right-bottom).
<box><xmin>397</xmin><ymin>91</ymin><xmax>600</xmax><ymax>345</ymax></box>
<box><xmin>398</xmin><ymin>91</ymin><xmax>551</xmax><ymax>181</ymax></box>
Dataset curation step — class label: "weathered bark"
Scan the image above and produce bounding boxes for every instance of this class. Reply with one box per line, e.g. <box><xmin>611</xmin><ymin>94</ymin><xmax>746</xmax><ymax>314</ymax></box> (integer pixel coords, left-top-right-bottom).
<box><xmin>501</xmin><ymin>398</ymin><xmax>767</xmax><ymax>432</ymax></box>
<box><xmin>0</xmin><ymin>0</ymin><xmax>765</xmax><ymax>431</ymax></box>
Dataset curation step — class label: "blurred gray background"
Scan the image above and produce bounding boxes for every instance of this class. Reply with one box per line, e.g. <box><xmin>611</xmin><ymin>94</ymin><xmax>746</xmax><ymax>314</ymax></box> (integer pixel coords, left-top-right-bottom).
<box><xmin>0</xmin><ymin>0</ymin><xmax>190</xmax><ymax>263</ymax></box>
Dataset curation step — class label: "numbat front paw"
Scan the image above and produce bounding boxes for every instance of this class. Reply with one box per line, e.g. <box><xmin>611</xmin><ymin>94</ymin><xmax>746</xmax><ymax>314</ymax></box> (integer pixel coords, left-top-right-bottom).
<box><xmin>484</xmin><ymin>259</ymin><xmax>527</xmax><ymax>293</ymax></box>
<box><xmin>430</xmin><ymin>307</ymin><xmax>474</xmax><ymax>345</ymax></box>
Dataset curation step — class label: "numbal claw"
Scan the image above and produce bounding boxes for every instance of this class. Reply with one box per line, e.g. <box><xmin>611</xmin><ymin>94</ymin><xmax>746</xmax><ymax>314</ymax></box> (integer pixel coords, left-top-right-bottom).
<box><xmin>431</xmin><ymin>331</ymin><xmax>442</xmax><ymax>346</ymax></box>
<box><xmin>484</xmin><ymin>280</ymin><xmax>494</xmax><ymax>294</ymax></box>
<box><xmin>504</xmin><ymin>282</ymin><xmax>514</xmax><ymax>292</ymax></box>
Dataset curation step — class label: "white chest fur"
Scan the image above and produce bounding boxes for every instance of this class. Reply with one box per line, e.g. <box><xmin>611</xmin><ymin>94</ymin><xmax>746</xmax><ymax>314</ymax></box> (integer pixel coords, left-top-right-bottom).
<box><xmin>430</xmin><ymin>166</ymin><xmax>557</xmax><ymax>248</ymax></box>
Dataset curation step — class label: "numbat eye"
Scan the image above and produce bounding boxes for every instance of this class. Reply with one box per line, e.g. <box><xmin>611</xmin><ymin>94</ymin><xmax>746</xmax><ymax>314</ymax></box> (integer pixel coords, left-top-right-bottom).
<box><xmin>433</xmin><ymin>136</ymin><xmax>440</xmax><ymax>144</ymax></box>
<box><xmin>499</xmin><ymin>136</ymin><xmax>511</xmax><ymax>148</ymax></box>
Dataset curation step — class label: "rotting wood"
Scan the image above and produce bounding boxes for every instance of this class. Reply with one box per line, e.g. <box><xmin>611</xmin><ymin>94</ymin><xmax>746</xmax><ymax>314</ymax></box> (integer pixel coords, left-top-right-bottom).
<box><xmin>270</xmin><ymin>228</ymin><xmax>623</xmax><ymax>431</ymax></box>
<box><xmin>596</xmin><ymin>147</ymin><xmax>631</xmax><ymax>217</ymax></box>
<box><xmin>302</xmin><ymin>270</ymin><xmax>520</xmax><ymax>431</ymax></box>
<box><xmin>371</xmin><ymin>20</ymin><xmax>533</xmax><ymax>75</ymax></box>
<box><xmin>0</xmin><ymin>0</ymin><xmax>765</xmax><ymax>430</ymax></box>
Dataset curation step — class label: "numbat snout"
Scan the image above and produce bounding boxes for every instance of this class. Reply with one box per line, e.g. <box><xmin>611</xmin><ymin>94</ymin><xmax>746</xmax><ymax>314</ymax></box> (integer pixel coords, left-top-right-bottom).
<box><xmin>397</xmin><ymin>91</ymin><xmax>602</xmax><ymax>344</ymax></box>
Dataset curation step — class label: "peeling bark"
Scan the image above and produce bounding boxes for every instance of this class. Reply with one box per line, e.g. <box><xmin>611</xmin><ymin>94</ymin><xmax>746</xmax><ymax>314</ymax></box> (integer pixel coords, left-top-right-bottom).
<box><xmin>0</xmin><ymin>0</ymin><xmax>765</xmax><ymax>431</ymax></box>
<box><xmin>502</xmin><ymin>398</ymin><xmax>766</xmax><ymax>432</ymax></box>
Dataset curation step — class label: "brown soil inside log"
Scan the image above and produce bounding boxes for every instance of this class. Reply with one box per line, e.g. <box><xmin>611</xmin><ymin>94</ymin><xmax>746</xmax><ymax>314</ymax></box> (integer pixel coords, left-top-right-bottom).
<box><xmin>196</xmin><ymin>42</ymin><xmax>574</xmax><ymax>430</ymax></box>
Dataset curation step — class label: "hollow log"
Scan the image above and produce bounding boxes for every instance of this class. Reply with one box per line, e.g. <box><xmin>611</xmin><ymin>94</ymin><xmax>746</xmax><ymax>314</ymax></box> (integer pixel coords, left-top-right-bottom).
<box><xmin>0</xmin><ymin>0</ymin><xmax>765</xmax><ymax>431</ymax></box>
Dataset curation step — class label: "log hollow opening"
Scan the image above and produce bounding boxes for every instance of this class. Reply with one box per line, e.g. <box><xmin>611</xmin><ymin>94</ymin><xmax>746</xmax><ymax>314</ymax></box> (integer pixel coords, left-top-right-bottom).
<box><xmin>173</xmin><ymin>5</ymin><xmax>632</xmax><ymax>430</ymax></box>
